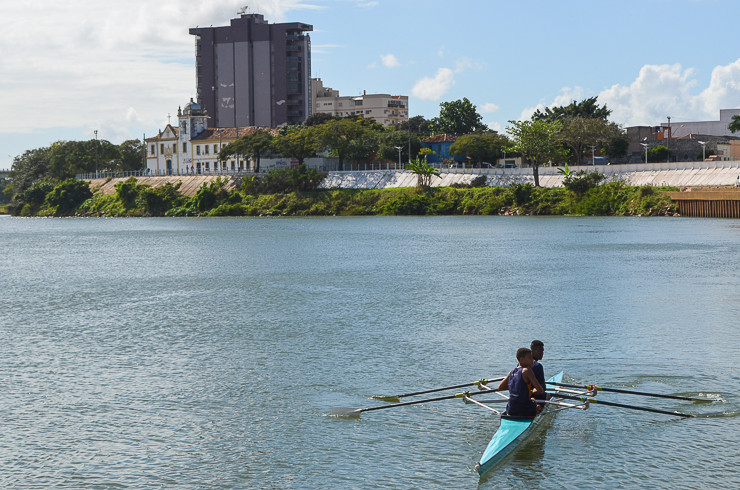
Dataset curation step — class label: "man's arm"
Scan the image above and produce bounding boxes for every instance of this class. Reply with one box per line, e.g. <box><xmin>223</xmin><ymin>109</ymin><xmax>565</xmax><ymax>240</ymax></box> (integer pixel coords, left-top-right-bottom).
<box><xmin>497</xmin><ymin>373</ymin><xmax>510</xmax><ymax>391</ymax></box>
<box><xmin>522</xmin><ymin>368</ymin><xmax>543</xmax><ymax>394</ymax></box>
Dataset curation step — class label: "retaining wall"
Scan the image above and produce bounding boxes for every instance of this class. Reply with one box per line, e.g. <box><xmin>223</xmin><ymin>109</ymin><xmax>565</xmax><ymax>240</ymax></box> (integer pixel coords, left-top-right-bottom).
<box><xmin>319</xmin><ymin>161</ymin><xmax>740</xmax><ymax>189</ymax></box>
<box><xmin>84</xmin><ymin>161</ymin><xmax>740</xmax><ymax>196</ymax></box>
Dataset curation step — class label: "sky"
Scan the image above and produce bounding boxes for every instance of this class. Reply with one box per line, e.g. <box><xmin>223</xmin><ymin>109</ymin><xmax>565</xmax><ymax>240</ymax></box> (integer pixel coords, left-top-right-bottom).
<box><xmin>2</xmin><ymin>0</ymin><xmax>740</xmax><ymax>170</ymax></box>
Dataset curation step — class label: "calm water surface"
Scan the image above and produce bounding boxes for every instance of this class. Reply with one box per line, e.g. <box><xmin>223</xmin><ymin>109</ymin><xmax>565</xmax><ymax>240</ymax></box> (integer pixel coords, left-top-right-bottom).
<box><xmin>1</xmin><ymin>216</ymin><xmax>738</xmax><ymax>488</ymax></box>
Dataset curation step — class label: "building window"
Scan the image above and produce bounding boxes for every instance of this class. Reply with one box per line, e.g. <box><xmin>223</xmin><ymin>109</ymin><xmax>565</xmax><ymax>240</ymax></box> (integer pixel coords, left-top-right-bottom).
<box><xmin>183</xmin><ymin>142</ymin><xmax>187</xmax><ymax>153</ymax></box>
<box><xmin>214</xmin><ymin>144</ymin><xmax>218</xmax><ymax>154</ymax></box>
<box><xmin>231</xmin><ymin>161</ymin><xmax>235</xmax><ymax>170</ymax></box>
<box><xmin>196</xmin><ymin>145</ymin><xmax>201</xmax><ymax>155</ymax></box>
<box><xmin>173</xmin><ymin>144</ymin><xmax>177</xmax><ymax>154</ymax></box>
<box><xmin>205</xmin><ymin>162</ymin><xmax>210</xmax><ymax>171</ymax></box>
<box><xmin>160</xmin><ymin>144</ymin><xmax>164</xmax><ymax>153</ymax></box>
<box><xmin>205</xmin><ymin>145</ymin><xmax>209</xmax><ymax>155</ymax></box>
<box><xmin>150</xmin><ymin>144</ymin><xmax>155</xmax><ymax>155</ymax></box>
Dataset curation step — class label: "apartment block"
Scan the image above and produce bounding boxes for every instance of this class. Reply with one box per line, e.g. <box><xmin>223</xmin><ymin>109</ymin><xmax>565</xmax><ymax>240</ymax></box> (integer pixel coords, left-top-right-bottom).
<box><xmin>190</xmin><ymin>13</ymin><xmax>312</xmax><ymax>128</ymax></box>
<box><xmin>311</xmin><ymin>78</ymin><xmax>408</xmax><ymax>127</ymax></box>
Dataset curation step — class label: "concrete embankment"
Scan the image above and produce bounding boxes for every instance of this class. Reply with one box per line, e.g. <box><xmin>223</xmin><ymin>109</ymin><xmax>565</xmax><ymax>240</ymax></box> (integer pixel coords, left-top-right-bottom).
<box><xmin>85</xmin><ymin>161</ymin><xmax>740</xmax><ymax>196</ymax></box>
<box><xmin>319</xmin><ymin>161</ymin><xmax>740</xmax><ymax>189</ymax></box>
<box><xmin>86</xmin><ymin>175</ymin><xmax>239</xmax><ymax>197</ymax></box>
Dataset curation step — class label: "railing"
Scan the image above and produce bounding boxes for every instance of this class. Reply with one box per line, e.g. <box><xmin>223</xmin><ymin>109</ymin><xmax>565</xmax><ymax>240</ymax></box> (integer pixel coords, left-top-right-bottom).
<box><xmin>76</xmin><ymin>160</ymin><xmax>740</xmax><ymax>181</ymax></box>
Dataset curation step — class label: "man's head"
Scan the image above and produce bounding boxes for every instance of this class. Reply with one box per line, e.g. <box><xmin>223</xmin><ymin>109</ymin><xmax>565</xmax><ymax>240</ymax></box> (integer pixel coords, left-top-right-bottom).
<box><xmin>530</xmin><ymin>340</ymin><xmax>544</xmax><ymax>361</ymax></box>
<box><xmin>516</xmin><ymin>347</ymin><xmax>534</xmax><ymax>367</ymax></box>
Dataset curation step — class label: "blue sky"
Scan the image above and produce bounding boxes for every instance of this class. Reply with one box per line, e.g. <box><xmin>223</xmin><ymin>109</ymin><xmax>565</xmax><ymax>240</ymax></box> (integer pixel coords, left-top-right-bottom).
<box><xmin>2</xmin><ymin>0</ymin><xmax>740</xmax><ymax>170</ymax></box>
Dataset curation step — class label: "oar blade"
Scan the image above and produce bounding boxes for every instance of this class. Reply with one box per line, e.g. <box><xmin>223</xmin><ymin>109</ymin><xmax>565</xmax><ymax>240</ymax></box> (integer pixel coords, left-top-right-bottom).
<box><xmin>331</xmin><ymin>407</ymin><xmax>362</xmax><ymax>417</ymax></box>
<box><xmin>370</xmin><ymin>395</ymin><xmax>400</xmax><ymax>403</ymax></box>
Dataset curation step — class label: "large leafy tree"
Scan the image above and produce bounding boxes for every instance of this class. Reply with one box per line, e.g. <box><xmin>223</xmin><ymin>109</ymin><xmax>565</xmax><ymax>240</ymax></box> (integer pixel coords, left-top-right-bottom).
<box><xmin>532</xmin><ymin>96</ymin><xmax>611</xmax><ymax>122</ymax></box>
<box><xmin>8</xmin><ymin>147</ymin><xmax>52</xmax><ymax>198</ymax></box>
<box><xmin>430</xmin><ymin>98</ymin><xmax>487</xmax><ymax>136</ymax></box>
<box><xmin>506</xmin><ymin>119</ymin><xmax>567</xmax><ymax>187</ymax></box>
<box><xmin>48</xmin><ymin>140</ymin><xmax>119</xmax><ymax>178</ymax></box>
<box><xmin>314</xmin><ymin>118</ymin><xmax>378</xmax><ymax>170</ymax></box>
<box><xmin>449</xmin><ymin>132</ymin><xmax>509</xmax><ymax>165</ymax></box>
<box><xmin>729</xmin><ymin>114</ymin><xmax>740</xmax><ymax>133</ymax></box>
<box><xmin>377</xmin><ymin>129</ymin><xmax>421</xmax><ymax>164</ymax></box>
<box><xmin>273</xmin><ymin>125</ymin><xmax>319</xmax><ymax>165</ymax></box>
<box><xmin>396</xmin><ymin>115</ymin><xmax>432</xmax><ymax>136</ymax></box>
<box><xmin>117</xmin><ymin>139</ymin><xmax>145</xmax><ymax>171</ymax></box>
<box><xmin>558</xmin><ymin>117</ymin><xmax>626</xmax><ymax>165</ymax></box>
<box><xmin>303</xmin><ymin>112</ymin><xmax>336</xmax><ymax>126</ymax></box>
<box><xmin>220</xmin><ymin>129</ymin><xmax>275</xmax><ymax>173</ymax></box>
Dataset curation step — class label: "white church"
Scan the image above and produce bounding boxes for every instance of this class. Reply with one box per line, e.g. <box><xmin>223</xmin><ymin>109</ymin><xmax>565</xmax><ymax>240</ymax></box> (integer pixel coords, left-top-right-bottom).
<box><xmin>145</xmin><ymin>99</ymin><xmax>278</xmax><ymax>175</ymax></box>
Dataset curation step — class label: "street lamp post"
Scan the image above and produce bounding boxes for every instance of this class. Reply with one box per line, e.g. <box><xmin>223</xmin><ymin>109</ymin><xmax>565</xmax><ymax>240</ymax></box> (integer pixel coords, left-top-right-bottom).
<box><xmin>217</xmin><ymin>129</ymin><xmax>223</xmax><ymax>173</ymax></box>
<box><xmin>395</xmin><ymin>146</ymin><xmax>402</xmax><ymax>170</ymax></box>
<box><xmin>94</xmin><ymin>130</ymin><xmax>99</xmax><ymax>177</ymax></box>
<box><xmin>698</xmin><ymin>140</ymin><xmax>707</xmax><ymax>162</ymax></box>
<box><xmin>666</xmin><ymin>116</ymin><xmax>671</xmax><ymax>163</ymax></box>
<box><xmin>640</xmin><ymin>142</ymin><xmax>649</xmax><ymax>163</ymax></box>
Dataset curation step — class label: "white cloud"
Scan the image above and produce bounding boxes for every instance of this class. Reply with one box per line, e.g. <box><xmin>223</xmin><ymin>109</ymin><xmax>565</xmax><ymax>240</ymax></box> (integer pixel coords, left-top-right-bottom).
<box><xmin>481</xmin><ymin>103</ymin><xmax>500</xmax><ymax>113</ymax></box>
<box><xmin>381</xmin><ymin>54</ymin><xmax>401</xmax><ymax>68</ymax></box>
<box><xmin>412</xmin><ymin>68</ymin><xmax>455</xmax><ymax>101</ymax></box>
<box><xmin>454</xmin><ymin>57</ymin><xmax>484</xmax><ymax>73</ymax></box>
<box><xmin>356</xmin><ymin>1</ymin><xmax>379</xmax><ymax>7</ymax></box>
<box><xmin>599</xmin><ymin>60</ymin><xmax>740</xmax><ymax>126</ymax></box>
<box><xmin>518</xmin><ymin>86</ymin><xmax>585</xmax><ymax>121</ymax></box>
<box><xmin>0</xmin><ymin>0</ymin><xmax>322</xmax><ymax>136</ymax></box>
<box><xmin>486</xmin><ymin>121</ymin><xmax>502</xmax><ymax>132</ymax></box>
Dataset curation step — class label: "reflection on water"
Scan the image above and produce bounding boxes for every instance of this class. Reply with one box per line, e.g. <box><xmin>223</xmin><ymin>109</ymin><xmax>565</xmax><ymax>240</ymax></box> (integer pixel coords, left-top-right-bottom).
<box><xmin>0</xmin><ymin>216</ymin><xmax>738</xmax><ymax>488</ymax></box>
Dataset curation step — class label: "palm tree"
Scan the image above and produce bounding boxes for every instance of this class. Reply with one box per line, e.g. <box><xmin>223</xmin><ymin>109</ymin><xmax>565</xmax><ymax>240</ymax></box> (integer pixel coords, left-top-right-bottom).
<box><xmin>406</xmin><ymin>158</ymin><xmax>440</xmax><ymax>188</ymax></box>
<box><xmin>728</xmin><ymin>114</ymin><xmax>740</xmax><ymax>133</ymax></box>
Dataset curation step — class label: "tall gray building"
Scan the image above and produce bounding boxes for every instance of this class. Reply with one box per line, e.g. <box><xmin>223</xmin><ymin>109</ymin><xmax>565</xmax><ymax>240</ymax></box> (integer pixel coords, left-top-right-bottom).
<box><xmin>190</xmin><ymin>13</ymin><xmax>312</xmax><ymax>128</ymax></box>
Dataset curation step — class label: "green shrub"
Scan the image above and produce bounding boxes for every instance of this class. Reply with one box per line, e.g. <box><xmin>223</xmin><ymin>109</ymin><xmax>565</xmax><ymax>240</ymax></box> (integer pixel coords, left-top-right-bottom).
<box><xmin>114</xmin><ymin>177</ymin><xmax>141</xmax><ymax>209</ymax></box>
<box><xmin>239</xmin><ymin>165</ymin><xmax>325</xmax><ymax>195</ymax></box>
<box><xmin>510</xmin><ymin>183</ymin><xmax>534</xmax><ymax>206</ymax></box>
<box><xmin>563</xmin><ymin>170</ymin><xmax>605</xmax><ymax>195</ymax></box>
<box><xmin>138</xmin><ymin>182</ymin><xmax>185</xmax><ymax>216</ymax></box>
<box><xmin>194</xmin><ymin>177</ymin><xmax>229</xmax><ymax>212</ymax></box>
<box><xmin>42</xmin><ymin>179</ymin><xmax>93</xmax><ymax>216</ymax></box>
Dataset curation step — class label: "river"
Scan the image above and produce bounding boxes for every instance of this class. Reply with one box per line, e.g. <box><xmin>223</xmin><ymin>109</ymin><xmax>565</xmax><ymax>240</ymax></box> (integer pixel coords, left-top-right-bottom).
<box><xmin>1</xmin><ymin>216</ymin><xmax>738</xmax><ymax>488</ymax></box>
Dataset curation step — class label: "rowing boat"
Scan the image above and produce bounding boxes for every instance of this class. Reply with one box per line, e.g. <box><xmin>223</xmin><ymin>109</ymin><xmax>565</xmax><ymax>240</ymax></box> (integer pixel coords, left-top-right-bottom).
<box><xmin>475</xmin><ymin>371</ymin><xmax>576</xmax><ymax>476</ymax></box>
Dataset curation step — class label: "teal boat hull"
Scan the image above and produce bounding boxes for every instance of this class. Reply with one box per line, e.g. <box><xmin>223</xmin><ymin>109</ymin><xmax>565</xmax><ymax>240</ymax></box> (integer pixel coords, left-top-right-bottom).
<box><xmin>476</xmin><ymin>371</ymin><xmax>564</xmax><ymax>476</ymax></box>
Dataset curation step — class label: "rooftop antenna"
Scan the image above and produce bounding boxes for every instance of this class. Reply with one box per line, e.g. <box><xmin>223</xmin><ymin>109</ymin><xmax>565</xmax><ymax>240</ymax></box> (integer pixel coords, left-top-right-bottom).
<box><xmin>238</xmin><ymin>5</ymin><xmax>248</xmax><ymax>15</ymax></box>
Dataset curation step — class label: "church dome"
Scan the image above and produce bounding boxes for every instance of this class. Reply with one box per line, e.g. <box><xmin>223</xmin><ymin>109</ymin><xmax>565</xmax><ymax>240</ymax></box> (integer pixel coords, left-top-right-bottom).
<box><xmin>183</xmin><ymin>98</ymin><xmax>205</xmax><ymax>115</ymax></box>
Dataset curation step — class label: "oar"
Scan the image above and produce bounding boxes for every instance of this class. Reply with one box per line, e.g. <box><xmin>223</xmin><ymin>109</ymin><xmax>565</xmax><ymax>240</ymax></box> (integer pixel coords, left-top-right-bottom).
<box><xmin>332</xmin><ymin>389</ymin><xmax>502</xmax><ymax>417</ymax></box>
<box><xmin>371</xmin><ymin>377</ymin><xmax>504</xmax><ymax>402</ymax></box>
<box><xmin>549</xmin><ymin>381</ymin><xmax>697</xmax><ymax>401</ymax></box>
<box><xmin>553</xmin><ymin>393</ymin><xmax>695</xmax><ymax>418</ymax></box>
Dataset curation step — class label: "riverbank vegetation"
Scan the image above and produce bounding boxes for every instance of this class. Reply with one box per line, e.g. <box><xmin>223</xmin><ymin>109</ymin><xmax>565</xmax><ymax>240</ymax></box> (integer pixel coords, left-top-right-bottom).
<box><xmin>7</xmin><ymin>165</ymin><xmax>677</xmax><ymax>218</ymax></box>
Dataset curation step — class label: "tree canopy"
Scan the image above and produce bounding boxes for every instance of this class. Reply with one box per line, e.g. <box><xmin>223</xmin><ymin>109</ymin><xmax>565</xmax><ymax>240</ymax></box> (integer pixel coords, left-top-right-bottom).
<box><xmin>313</xmin><ymin>117</ymin><xmax>378</xmax><ymax>170</ymax></box>
<box><xmin>219</xmin><ymin>129</ymin><xmax>275</xmax><ymax>173</ymax></box>
<box><xmin>449</xmin><ymin>132</ymin><xmax>509</xmax><ymax>165</ymax></box>
<box><xmin>273</xmin><ymin>125</ymin><xmax>319</xmax><ymax>165</ymax></box>
<box><xmin>532</xmin><ymin>96</ymin><xmax>612</xmax><ymax>122</ymax></box>
<box><xmin>506</xmin><ymin>119</ymin><xmax>567</xmax><ymax>186</ymax></box>
<box><xmin>729</xmin><ymin>114</ymin><xmax>740</xmax><ymax>133</ymax></box>
<box><xmin>430</xmin><ymin>98</ymin><xmax>487</xmax><ymax>136</ymax></box>
<box><xmin>396</xmin><ymin>115</ymin><xmax>432</xmax><ymax>136</ymax></box>
<box><xmin>558</xmin><ymin>117</ymin><xmax>626</xmax><ymax>165</ymax></box>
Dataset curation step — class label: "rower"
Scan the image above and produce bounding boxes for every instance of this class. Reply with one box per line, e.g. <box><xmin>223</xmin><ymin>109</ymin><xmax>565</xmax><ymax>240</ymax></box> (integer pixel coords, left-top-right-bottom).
<box><xmin>497</xmin><ymin>348</ymin><xmax>544</xmax><ymax>417</ymax></box>
<box><xmin>530</xmin><ymin>340</ymin><xmax>546</xmax><ymax>405</ymax></box>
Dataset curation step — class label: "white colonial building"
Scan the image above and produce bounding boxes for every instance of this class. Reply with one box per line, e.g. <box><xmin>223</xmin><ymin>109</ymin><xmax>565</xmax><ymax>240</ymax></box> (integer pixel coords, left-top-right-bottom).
<box><xmin>310</xmin><ymin>78</ymin><xmax>408</xmax><ymax>127</ymax></box>
<box><xmin>145</xmin><ymin>99</ymin><xmax>278</xmax><ymax>175</ymax></box>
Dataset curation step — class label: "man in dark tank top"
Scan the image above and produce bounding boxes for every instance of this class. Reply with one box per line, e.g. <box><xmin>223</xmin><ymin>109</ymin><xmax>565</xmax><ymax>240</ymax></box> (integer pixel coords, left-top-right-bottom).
<box><xmin>497</xmin><ymin>347</ymin><xmax>544</xmax><ymax>417</ymax></box>
<box><xmin>530</xmin><ymin>340</ymin><xmax>546</xmax><ymax>403</ymax></box>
